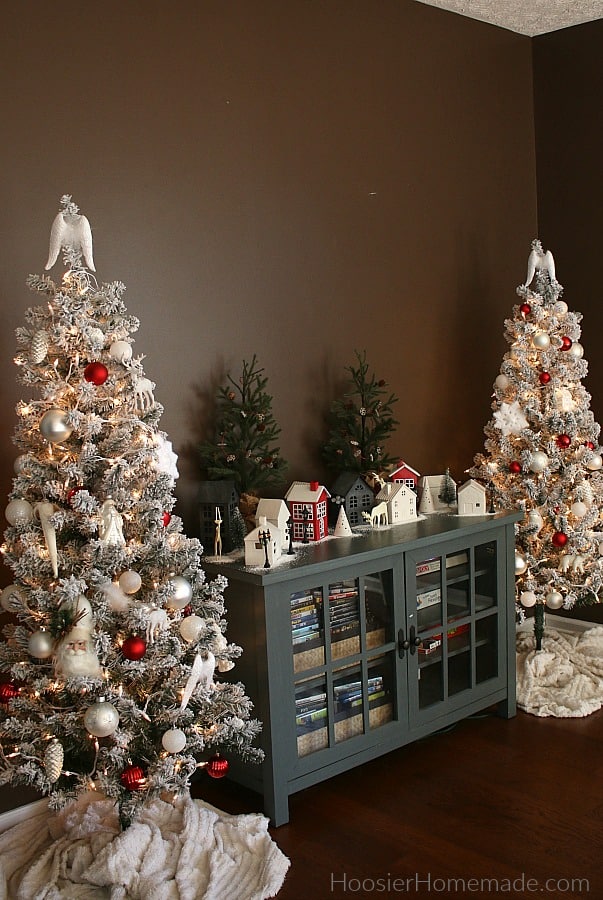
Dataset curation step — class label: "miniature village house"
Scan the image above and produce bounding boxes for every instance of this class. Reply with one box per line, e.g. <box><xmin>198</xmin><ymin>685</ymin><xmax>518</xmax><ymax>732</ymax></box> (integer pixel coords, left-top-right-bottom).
<box><xmin>198</xmin><ymin>480</ymin><xmax>239</xmax><ymax>552</ymax></box>
<box><xmin>389</xmin><ymin>460</ymin><xmax>421</xmax><ymax>492</ymax></box>
<box><xmin>285</xmin><ymin>480</ymin><xmax>330</xmax><ymax>542</ymax></box>
<box><xmin>329</xmin><ymin>473</ymin><xmax>375</xmax><ymax>528</ymax></box>
<box><xmin>245</xmin><ymin>517</ymin><xmax>281</xmax><ymax>567</ymax></box>
<box><xmin>376</xmin><ymin>481</ymin><xmax>417</xmax><ymax>525</ymax></box>
<box><xmin>255</xmin><ymin>498</ymin><xmax>290</xmax><ymax>549</ymax></box>
<box><xmin>457</xmin><ymin>479</ymin><xmax>487</xmax><ymax>516</ymax></box>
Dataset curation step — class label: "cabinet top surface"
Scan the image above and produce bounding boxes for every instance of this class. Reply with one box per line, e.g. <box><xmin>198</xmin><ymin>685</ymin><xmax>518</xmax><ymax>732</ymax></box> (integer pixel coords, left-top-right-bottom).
<box><xmin>203</xmin><ymin>510</ymin><xmax>522</xmax><ymax>587</ymax></box>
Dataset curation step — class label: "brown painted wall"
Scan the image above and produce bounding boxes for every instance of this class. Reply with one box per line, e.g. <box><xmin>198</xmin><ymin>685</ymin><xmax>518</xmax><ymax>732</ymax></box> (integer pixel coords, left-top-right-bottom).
<box><xmin>534</xmin><ymin>20</ymin><xmax>603</xmax><ymax>430</ymax></box>
<box><xmin>0</xmin><ymin>0</ymin><xmax>536</xmax><ymax>542</ymax></box>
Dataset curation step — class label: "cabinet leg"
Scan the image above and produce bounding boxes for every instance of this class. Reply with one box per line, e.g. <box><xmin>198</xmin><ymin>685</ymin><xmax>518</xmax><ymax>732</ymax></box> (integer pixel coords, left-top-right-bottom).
<box><xmin>496</xmin><ymin>696</ymin><xmax>516</xmax><ymax>719</ymax></box>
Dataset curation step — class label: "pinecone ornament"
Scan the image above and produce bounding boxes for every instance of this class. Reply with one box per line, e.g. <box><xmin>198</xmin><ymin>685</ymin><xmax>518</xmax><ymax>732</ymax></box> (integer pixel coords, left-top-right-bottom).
<box><xmin>44</xmin><ymin>739</ymin><xmax>64</xmax><ymax>782</ymax></box>
<box><xmin>30</xmin><ymin>330</ymin><xmax>49</xmax><ymax>364</ymax></box>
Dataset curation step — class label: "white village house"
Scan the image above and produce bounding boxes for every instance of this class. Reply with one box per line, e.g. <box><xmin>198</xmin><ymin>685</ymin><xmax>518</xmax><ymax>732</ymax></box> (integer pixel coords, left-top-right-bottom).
<box><xmin>457</xmin><ymin>479</ymin><xmax>488</xmax><ymax>516</ymax></box>
<box><xmin>244</xmin><ymin>517</ymin><xmax>282</xmax><ymax>567</ymax></box>
<box><xmin>376</xmin><ymin>482</ymin><xmax>417</xmax><ymax>525</ymax></box>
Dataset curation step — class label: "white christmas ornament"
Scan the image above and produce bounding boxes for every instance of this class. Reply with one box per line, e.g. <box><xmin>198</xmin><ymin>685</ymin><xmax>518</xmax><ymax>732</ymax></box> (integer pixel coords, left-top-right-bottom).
<box><xmin>13</xmin><ymin>455</ymin><xmax>29</xmax><ymax>475</ymax></box>
<box><xmin>109</xmin><ymin>341</ymin><xmax>133</xmax><ymax>366</ymax></box>
<box><xmin>166</xmin><ymin>575</ymin><xmax>193</xmax><ymax>610</ymax></box>
<box><xmin>493</xmin><ymin>401</ymin><xmax>528</xmax><ymax>436</ymax></box>
<box><xmin>0</xmin><ymin>584</ymin><xmax>24</xmax><ymax>612</ymax></box>
<box><xmin>44</xmin><ymin>739</ymin><xmax>64</xmax><ymax>783</ymax></box>
<box><xmin>54</xmin><ymin>626</ymin><xmax>101</xmax><ymax>678</ymax></box>
<box><xmin>119</xmin><ymin>570</ymin><xmax>142</xmax><ymax>595</ymax></box>
<box><xmin>5</xmin><ymin>498</ymin><xmax>34</xmax><ymax>526</ymax></box>
<box><xmin>494</xmin><ymin>374</ymin><xmax>509</xmax><ymax>390</ymax></box>
<box><xmin>554</xmin><ymin>387</ymin><xmax>574</xmax><ymax>413</ymax></box>
<box><xmin>527</xmin><ymin>509</ymin><xmax>544</xmax><ymax>533</ymax></box>
<box><xmin>515</xmin><ymin>552</ymin><xmax>528</xmax><ymax>575</ymax></box>
<box><xmin>334</xmin><ymin>505</ymin><xmax>352</xmax><ymax>537</ymax></box>
<box><xmin>571</xmin><ymin>501</ymin><xmax>588</xmax><ymax>519</ymax></box>
<box><xmin>568</xmin><ymin>342</ymin><xmax>584</xmax><ymax>359</ymax></box>
<box><xmin>46</xmin><ymin>209</ymin><xmax>95</xmax><ymax>271</ymax></box>
<box><xmin>519</xmin><ymin>591</ymin><xmax>537</xmax><ymax>608</ymax></box>
<box><xmin>529</xmin><ymin>451</ymin><xmax>549</xmax><ymax>474</ymax></box>
<box><xmin>179</xmin><ymin>615</ymin><xmax>205</xmax><ymax>642</ymax></box>
<box><xmin>545</xmin><ymin>591</ymin><xmax>564</xmax><ymax>610</ymax></box>
<box><xmin>154</xmin><ymin>434</ymin><xmax>179</xmax><ymax>482</ymax></box>
<box><xmin>60</xmin><ymin>595</ymin><xmax>94</xmax><ymax>631</ymax></box>
<box><xmin>28</xmin><ymin>629</ymin><xmax>55</xmax><ymax>659</ymax></box>
<box><xmin>161</xmin><ymin>728</ymin><xmax>187</xmax><ymax>754</ymax></box>
<box><xmin>98</xmin><ymin>499</ymin><xmax>126</xmax><ymax>546</ymax></box>
<box><xmin>35</xmin><ymin>501</ymin><xmax>58</xmax><ymax>578</ymax></box>
<box><xmin>586</xmin><ymin>454</ymin><xmax>603</xmax><ymax>472</ymax></box>
<box><xmin>532</xmin><ymin>332</ymin><xmax>550</xmax><ymax>351</ymax></box>
<box><xmin>146</xmin><ymin>608</ymin><xmax>169</xmax><ymax>644</ymax></box>
<box><xmin>554</xmin><ymin>300</ymin><xmax>568</xmax><ymax>316</ymax></box>
<box><xmin>133</xmin><ymin>376</ymin><xmax>155</xmax><ymax>412</ymax></box>
<box><xmin>99</xmin><ymin>581</ymin><xmax>130</xmax><ymax>612</ymax></box>
<box><xmin>179</xmin><ymin>652</ymin><xmax>216</xmax><ymax>710</ymax></box>
<box><xmin>30</xmin><ymin>330</ymin><xmax>49</xmax><ymax>364</ymax></box>
<box><xmin>84</xmin><ymin>700</ymin><xmax>119</xmax><ymax>737</ymax></box>
<box><xmin>40</xmin><ymin>408</ymin><xmax>73</xmax><ymax>443</ymax></box>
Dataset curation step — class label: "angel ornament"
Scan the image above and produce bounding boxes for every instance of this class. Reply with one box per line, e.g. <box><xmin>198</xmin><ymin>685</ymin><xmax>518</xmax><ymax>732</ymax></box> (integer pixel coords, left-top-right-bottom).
<box><xmin>98</xmin><ymin>499</ymin><xmax>126</xmax><ymax>547</ymax></box>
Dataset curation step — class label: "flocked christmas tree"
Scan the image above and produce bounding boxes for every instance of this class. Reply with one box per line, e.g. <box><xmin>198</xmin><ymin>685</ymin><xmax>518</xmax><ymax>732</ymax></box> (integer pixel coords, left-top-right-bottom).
<box><xmin>0</xmin><ymin>196</ymin><xmax>262</xmax><ymax>827</ymax></box>
<box><xmin>323</xmin><ymin>350</ymin><xmax>399</xmax><ymax>477</ymax></box>
<box><xmin>470</xmin><ymin>240</ymin><xmax>603</xmax><ymax>648</ymax></box>
<box><xmin>199</xmin><ymin>354</ymin><xmax>287</xmax><ymax>497</ymax></box>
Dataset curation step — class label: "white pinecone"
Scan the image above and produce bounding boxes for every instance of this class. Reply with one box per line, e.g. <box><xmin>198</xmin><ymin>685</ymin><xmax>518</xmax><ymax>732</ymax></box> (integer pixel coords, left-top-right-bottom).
<box><xmin>30</xmin><ymin>330</ymin><xmax>49</xmax><ymax>364</ymax></box>
<box><xmin>44</xmin><ymin>739</ymin><xmax>64</xmax><ymax>782</ymax></box>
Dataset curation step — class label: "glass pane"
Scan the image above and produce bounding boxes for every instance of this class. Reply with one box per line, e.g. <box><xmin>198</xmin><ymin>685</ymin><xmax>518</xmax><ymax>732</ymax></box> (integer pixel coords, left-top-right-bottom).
<box><xmin>475</xmin><ymin>541</ymin><xmax>498</xmax><ymax>611</ymax></box>
<box><xmin>446</xmin><ymin>549</ymin><xmax>470</xmax><ymax>620</ymax></box>
<box><xmin>329</xmin><ymin>579</ymin><xmax>360</xmax><ymax>659</ymax></box>
<box><xmin>291</xmin><ymin>586</ymin><xmax>324</xmax><ymax>673</ymax></box>
<box><xmin>415</xmin><ymin>556</ymin><xmax>443</xmax><ymax>631</ymax></box>
<box><xmin>447</xmin><ymin>623</ymin><xmax>471</xmax><ymax>696</ymax></box>
<box><xmin>296</xmin><ymin>675</ymin><xmax>328</xmax><ymax>757</ymax></box>
<box><xmin>368</xmin><ymin>653</ymin><xmax>395</xmax><ymax>731</ymax></box>
<box><xmin>417</xmin><ymin>649</ymin><xmax>444</xmax><ymax>709</ymax></box>
<box><xmin>365</xmin><ymin>570</ymin><xmax>394</xmax><ymax>648</ymax></box>
<box><xmin>476</xmin><ymin>615</ymin><xmax>498</xmax><ymax>683</ymax></box>
<box><xmin>333</xmin><ymin>664</ymin><xmax>365</xmax><ymax>744</ymax></box>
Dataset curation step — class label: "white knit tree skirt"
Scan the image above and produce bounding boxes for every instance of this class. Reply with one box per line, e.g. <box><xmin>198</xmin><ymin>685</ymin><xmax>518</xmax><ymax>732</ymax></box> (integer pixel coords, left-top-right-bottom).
<box><xmin>0</xmin><ymin>791</ymin><xmax>289</xmax><ymax>899</ymax></box>
<box><xmin>517</xmin><ymin>625</ymin><xmax>603</xmax><ymax>717</ymax></box>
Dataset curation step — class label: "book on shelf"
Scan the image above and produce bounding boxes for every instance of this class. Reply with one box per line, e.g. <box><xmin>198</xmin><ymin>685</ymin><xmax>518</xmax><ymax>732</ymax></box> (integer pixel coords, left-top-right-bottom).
<box><xmin>416</xmin><ymin>551</ymin><xmax>468</xmax><ymax>577</ymax></box>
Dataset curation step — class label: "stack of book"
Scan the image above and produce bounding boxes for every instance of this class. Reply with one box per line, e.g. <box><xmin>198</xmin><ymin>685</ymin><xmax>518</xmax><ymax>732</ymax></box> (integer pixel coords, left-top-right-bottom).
<box><xmin>328</xmin><ymin>581</ymin><xmax>360</xmax><ymax>643</ymax></box>
<box><xmin>334</xmin><ymin>675</ymin><xmax>385</xmax><ymax>717</ymax></box>
<box><xmin>295</xmin><ymin>691</ymin><xmax>327</xmax><ymax>733</ymax></box>
<box><xmin>290</xmin><ymin>588</ymin><xmax>323</xmax><ymax>653</ymax></box>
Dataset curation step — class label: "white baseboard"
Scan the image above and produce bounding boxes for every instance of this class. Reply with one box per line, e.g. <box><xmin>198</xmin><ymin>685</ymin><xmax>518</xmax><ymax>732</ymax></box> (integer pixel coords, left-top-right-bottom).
<box><xmin>0</xmin><ymin>798</ymin><xmax>48</xmax><ymax>834</ymax></box>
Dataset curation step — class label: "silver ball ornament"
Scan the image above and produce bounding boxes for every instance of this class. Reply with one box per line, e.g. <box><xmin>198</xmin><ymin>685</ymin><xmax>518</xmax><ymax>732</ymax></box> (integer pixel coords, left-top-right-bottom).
<box><xmin>554</xmin><ymin>300</ymin><xmax>568</xmax><ymax>316</ymax></box>
<box><xmin>568</xmin><ymin>342</ymin><xmax>584</xmax><ymax>359</ymax></box>
<box><xmin>28</xmin><ymin>629</ymin><xmax>55</xmax><ymax>659</ymax></box>
<box><xmin>5</xmin><ymin>498</ymin><xmax>34</xmax><ymax>526</ymax></box>
<box><xmin>515</xmin><ymin>552</ymin><xmax>528</xmax><ymax>575</ymax></box>
<box><xmin>179</xmin><ymin>615</ymin><xmax>205</xmax><ymax>642</ymax></box>
<box><xmin>84</xmin><ymin>700</ymin><xmax>119</xmax><ymax>737</ymax></box>
<box><xmin>519</xmin><ymin>591</ymin><xmax>537</xmax><ymax>608</ymax></box>
<box><xmin>494</xmin><ymin>374</ymin><xmax>509</xmax><ymax>390</ymax></box>
<box><xmin>586</xmin><ymin>454</ymin><xmax>602</xmax><ymax>471</ymax></box>
<box><xmin>119</xmin><ymin>570</ymin><xmax>142</xmax><ymax>595</ymax></box>
<box><xmin>571</xmin><ymin>501</ymin><xmax>588</xmax><ymax>519</ymax></box>
<box><xmin>545</xmin><ymin>591</ymin><xmax>564</xmax><ymax>610</ymax></box>
<box><xmin>40</xmin><ymin>408</ymin><xmax>73</xmax><ymax>443</ymax></box>
<box><xmin>161</xmin><ymin>727</ymin><xmax>187</xmax><ymax>754</ymax></box>
<box><xmin>166</xmin><ymin>575</ymin><xmax>193</xmax><ymax>610</ymax></box>
<box><xmin>532</xmin><ymin>332</ymin><xmax>551</xmax><ymax>350</ymax></box>
<box><xmin>529</xmin><ymin>451</ymin><xmax>549</xmax><ymax>474</ymax></box>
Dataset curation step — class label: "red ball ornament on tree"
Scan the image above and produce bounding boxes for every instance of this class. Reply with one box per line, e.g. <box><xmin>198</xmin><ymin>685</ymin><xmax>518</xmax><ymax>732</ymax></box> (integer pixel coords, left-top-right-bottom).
<box><xmin>552</xmin><ymin>531</ymin><xmax>568</xmax><ymax>548</ymax></box>
<box><xmin>585</xmin><ymin>441</ymin><xmax>595</xmax><ymax>450</ymax></box>
<box><xmin>120</xmin><ymin>764</ymin><xmax>147</xmax><ymax>791</ymax></box>
<box><xmin>162</xmin><ymin>511</ymin><xmax>172</xmax><ymax>527</ymax></box>
<box><xmin>67</xmin><ymin>485</ymin><xmax>85</xmax><ymax>506</ymax></box>
<box><xmin>539</xmin><ymin>372</ymin><xmax>551</xmax><ymax>385</ymax></box>
<box><xmin>519</xmin><ymin>303</ymin><xmax>531</xmax><ymax>317</ymax></box>
<box><xmin>509</xmin><ymin>461</ymin><xmax>522</xmax><ymax>474</ymax></box>
<box><xmin>206</xmin><ymin>754</ymin><xmax>229</xmax><ymax>779</ymax></box>
<box><xmin>560</xmin><ymin>336</ymin><xmax>572</xmax><ymax>351</ymax></box>
<box><xmin>0</xmin><ymin>680</ymin><xmax>20</xmax><ymax>704</ymax></box>
<box><xmin>122</xmin><ymin>635</ymin><xmax>147</xmax><ymax>661</ymax></box>
<box><xmin>83</xmin><ymin>362</ymin><xmax>109</xmax><ymax>386</ymax></box>
<box><xmin>556</xmin><ymin>434</ymin><xmax>571</xmax><ymax>449</ymax></box>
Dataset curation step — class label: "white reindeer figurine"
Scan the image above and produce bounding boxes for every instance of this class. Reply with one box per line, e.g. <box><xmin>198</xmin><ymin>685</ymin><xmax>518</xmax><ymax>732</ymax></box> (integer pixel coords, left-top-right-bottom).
<box><xmin>362</xmin><ymin>501</ymin><xmax>389</xmax><ymax>527</ymax></box>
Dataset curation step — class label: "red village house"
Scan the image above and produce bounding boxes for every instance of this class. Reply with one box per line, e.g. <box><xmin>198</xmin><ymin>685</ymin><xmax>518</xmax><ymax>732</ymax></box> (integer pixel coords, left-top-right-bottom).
<box><xmin>285</xmin><ymin>480</ymin><xmax>330</xmax><ymax>542</ymax></box>
<box><xmin>389</xmin><ymin>461</ymin><xmax>421</xmax><ymax>492</ymax></box>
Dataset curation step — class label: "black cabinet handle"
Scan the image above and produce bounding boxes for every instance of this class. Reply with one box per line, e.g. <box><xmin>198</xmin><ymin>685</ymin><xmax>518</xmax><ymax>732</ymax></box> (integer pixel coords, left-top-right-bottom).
<box><xmin>409</xmin><ymin>625</ymin><xmax>422</xmax><ymax>654</ymax></box>
<box><xmin>398</xmin><ymin>628</ymin><xmax>410</xmax><ymax>658</ymax></box>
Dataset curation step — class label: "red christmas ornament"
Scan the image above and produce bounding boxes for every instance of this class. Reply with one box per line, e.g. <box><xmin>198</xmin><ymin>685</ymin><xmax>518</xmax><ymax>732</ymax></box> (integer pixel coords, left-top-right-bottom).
<box><xmin>552</xmin><ymin>531</ymin><xmax>568</xmax><ymax>548</ymax></box>
<box><xmin>539</xmin><ymin>372</ymin><xmax>551</xmax><ymax>385</ymax></box>
<box><xmin>585</xmin><ymin>441</ymin><xmax>595</xmax><ymax>450</ymax></box>
<box><xmin>182</xmin><ymin>604</ymin><xmax>193</xmax><ymax>618</ymax></box>
<box><xmin>206</xmin><ymin>754</ymin><xmax>229</xmax><ymax>779</ymax></box>
<box><xmin>509</xmin><ymin>461</ymin><xmax>522</xmax><ymax>474</ymax></box>
<box><xmin>0</xmin><ymin>680</ymin><xmax>19</xmax><ymax>704</ymax></box>
<box><xmin>560</xmin><ymin>336</ymin><xmax>572</xmax><ymax>351</ymax></box>
<box><xmin>162</xmin><ymin>511</ymin><xmax>172</xmax><ymax>527</ymax></box>
<box><xmin>120</xmin><ymin>764</ymin><xmax>147</xmax><ymax>791</ymax></box>
<box><xmin>67</xmin><ymin>485</ymin><xmax>85</xmax><ymax>505</ymax></box>
<box><xmin>83</xmin><ymin>362</ymin><xmax>109</xmax><ymax>385</ymax></box>
<box><xmin>556</xmin><ymin>434</ymin><xmax>571</xmax><ymax>449</ymax></box>
<box><xmin>519</xmin><ymin>303</ymin><xmax>531</xmax><ymax>317</ymax></box>
<box><xmin>122</xmin><ymin>635</ymin><xmax>147</xmax><ymax>661</ymax></box>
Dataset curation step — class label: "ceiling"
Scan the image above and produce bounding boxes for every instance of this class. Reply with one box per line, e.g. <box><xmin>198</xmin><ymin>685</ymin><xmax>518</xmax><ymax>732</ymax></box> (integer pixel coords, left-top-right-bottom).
<box><xmin>414</xmin><ymin>0</ymin><xmax>603</xmax><ymax>36</ymax></box>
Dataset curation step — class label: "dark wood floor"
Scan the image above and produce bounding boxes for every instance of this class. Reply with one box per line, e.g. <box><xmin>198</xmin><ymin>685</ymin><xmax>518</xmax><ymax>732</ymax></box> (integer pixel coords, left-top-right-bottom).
<box><xmin>197</xmin><ymin>706</ymin><xmax>603</xmax><ymax>899</ymax></box>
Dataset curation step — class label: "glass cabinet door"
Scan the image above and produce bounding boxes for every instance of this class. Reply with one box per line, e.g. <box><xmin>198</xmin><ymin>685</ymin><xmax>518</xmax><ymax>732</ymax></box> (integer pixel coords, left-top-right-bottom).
<box><xmin>291</xmin><ymin>568</ymin><xmax>397</xmax><ymax>760</ymax></box>
<box><xmin>408</xmin><ymin>539</ymin><xmax>501</xmax><ymax>718</ymax></box>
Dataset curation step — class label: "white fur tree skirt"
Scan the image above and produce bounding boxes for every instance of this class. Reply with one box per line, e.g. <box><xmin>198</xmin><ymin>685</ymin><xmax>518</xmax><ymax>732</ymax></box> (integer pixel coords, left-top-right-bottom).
<box><xmin>517</xmin><ymin>625</ymin><xmax>603</xmax><ymax>717</ymax></box>
<box><xmin>0</xmin><ymin>792</ymin><xmax>289</xmax><ymax>899</ymax></box>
